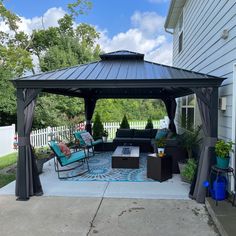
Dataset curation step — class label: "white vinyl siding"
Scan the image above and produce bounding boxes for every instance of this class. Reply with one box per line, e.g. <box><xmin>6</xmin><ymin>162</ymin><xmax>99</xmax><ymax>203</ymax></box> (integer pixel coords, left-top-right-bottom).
<box><xmin>173</xmin><ymin>0</ymin><xmax>236</xmax><ymax>141</ymax></box>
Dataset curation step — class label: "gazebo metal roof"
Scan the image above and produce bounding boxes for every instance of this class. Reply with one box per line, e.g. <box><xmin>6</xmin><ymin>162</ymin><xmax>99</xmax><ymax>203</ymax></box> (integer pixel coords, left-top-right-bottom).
<box><xmin>13</xmin><ymin>50</ymin><xmax>224</xmax><ymax>99</ymax></box>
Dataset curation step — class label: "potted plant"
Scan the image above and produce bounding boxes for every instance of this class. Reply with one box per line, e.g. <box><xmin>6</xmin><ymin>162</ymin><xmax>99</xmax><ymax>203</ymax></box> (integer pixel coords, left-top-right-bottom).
<box><xmin>178</xmin><ymin>126</ymin><xmax>201</xmax><ymax>179</ymax></box>
<box><xmin>215</xmin><ymin>140</ymin><xmax>234</xmax><ymax>169</ymax></box>
<box><xmin>33</xmin><ymin>146</ymin><xmax>52</xmax><ymax>174</ymax></box>
<box><xmin>102</xmin><ymin>130</ymin><xmax>108</xmax><ymax>143</ymax></box>
<box><xmin>156</xmin><ymin>137</ymin><xmax>166</xmax><ymax>157</ymax></box>
<box><xmin>180</xmin><ymin>158</ymin><xmax>197</xmax><ymax>183</ymax></box>
<box><xmin>93</xmin><ymin>113</ymin><xmax>104</xmax><ymax>139</ymax></box>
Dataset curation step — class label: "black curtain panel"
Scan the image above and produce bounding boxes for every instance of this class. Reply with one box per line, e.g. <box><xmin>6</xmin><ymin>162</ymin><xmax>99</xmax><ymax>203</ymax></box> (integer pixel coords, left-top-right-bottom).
<box><xmin>15</xmin><ymin>89</ymin><xmax>43</xmax><ymax>200</ymax></box>
<box><xmin>162</xmin><ymin>97</ymin><xmax>177</xmax><ymax>134</ymax></box>
<box><xmin>190</xmin><ymin>88</ymin><xmax>218</xmax><ymax>203</ymax></box>
<box><xmin>84</xmin><ymin>97</ymin><xmax>97</xmax><ymax>134</ymax></box>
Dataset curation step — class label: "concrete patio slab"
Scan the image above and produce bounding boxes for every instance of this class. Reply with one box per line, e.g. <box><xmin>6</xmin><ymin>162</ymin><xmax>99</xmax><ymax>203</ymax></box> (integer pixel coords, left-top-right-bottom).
<box><xmin>104</xmin><ymin>175</ymin><xmax>190</xmax><ymax>199</ymax></box>
<box><xmin>0</xmin><ymin>196</ymin><xmax>219</xmax><ymax>236</ymax></box>
<box><xmin>0</xmin><ymin>159</ymin><xmax>190</xmax><ymax>200</ymax></box>
<box><xmin>88</xmin><ymin>198</ymin><xmax>219</xmax><ymax>236</ymax></box>
<box><xmin>0</xmin><ymin>196</ymin><xmax>101</xmax><ymax>236</ymax></box>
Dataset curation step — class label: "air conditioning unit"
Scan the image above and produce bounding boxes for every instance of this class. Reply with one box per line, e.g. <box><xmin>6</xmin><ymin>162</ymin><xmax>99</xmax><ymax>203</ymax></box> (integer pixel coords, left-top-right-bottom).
<box><xmin>219</xmin><ymin>97</ymin><xmax>227</xmax><ymax>111</ymax></box>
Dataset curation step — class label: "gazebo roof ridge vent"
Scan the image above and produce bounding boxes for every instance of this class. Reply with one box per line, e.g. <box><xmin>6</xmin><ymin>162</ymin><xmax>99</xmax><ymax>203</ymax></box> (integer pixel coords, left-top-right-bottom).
<box><xmin>100</xmin><ymin>50</ymin><xmax>144</xmax><ymax>60</ymax></box>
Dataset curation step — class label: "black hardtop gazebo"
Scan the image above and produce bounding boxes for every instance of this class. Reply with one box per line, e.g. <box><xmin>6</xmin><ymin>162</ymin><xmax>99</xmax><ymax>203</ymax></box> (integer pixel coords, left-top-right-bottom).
<box><xmin>13</xmin><ymin>50</ymin><xmax>225</xmax><ymax>202</ymax></box>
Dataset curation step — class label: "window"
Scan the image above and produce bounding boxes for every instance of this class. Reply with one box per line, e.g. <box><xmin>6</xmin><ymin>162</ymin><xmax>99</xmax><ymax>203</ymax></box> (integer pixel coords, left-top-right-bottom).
<box><xmin>181</xmin><ymin>95</ymin><xmax>195</xmax><ymax>130</ymax></box>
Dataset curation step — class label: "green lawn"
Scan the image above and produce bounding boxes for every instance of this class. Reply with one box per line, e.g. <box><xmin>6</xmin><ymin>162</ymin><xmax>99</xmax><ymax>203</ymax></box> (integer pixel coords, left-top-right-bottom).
<box><xmin>0</xmin><ymin>152</ymin><xmax>17</xmax><ymax>170</ymax></box>
<box><xmin>0</xmin><ymin>153</ymin><xmax>17</xmax><ymax>188</ymax></box>
<box><xmin>0</xmin><ymin>173</ymin><xmax>15</xmax><ymax>188</ymax></box>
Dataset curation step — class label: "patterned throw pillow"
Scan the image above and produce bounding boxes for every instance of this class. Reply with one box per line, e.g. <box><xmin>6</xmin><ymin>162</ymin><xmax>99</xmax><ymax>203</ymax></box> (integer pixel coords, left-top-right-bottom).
<box><xmin>58</xmin><ymin>142</ymin><xmax>71</xmax><ymax>158</ymax></box>
<box><xmin>80</xmin><ymin>132</ymin><xmax>94</xmax><ymax>145</ymax></box>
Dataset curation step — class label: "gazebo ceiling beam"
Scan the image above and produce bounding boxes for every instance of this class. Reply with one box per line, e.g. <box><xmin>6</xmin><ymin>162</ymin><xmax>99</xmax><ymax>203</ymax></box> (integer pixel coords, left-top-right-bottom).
<box><xmin>13</xmin><ymin>78</ymin><xmax>223</xmax><ymax>89</ymax></box>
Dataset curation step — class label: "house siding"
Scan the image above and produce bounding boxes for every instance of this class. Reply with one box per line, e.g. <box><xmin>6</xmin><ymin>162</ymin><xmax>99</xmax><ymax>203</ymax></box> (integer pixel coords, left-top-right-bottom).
<box><xmin>172</xmin><ymin>0</ymin><xmax>236</xmax><ymax>142</ymax></box>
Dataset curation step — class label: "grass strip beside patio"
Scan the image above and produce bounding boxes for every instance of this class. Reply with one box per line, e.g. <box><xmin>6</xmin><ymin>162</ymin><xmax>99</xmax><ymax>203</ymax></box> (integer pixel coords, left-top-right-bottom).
<box><xmin>0</xmin><ymin>173</ymin><xmax>15</xmax><ymax>188</ymax></box>
<box><xmin>0</xmin><ymin>152</ymin><xmax>17</xmax><ymax>170</ymax></box>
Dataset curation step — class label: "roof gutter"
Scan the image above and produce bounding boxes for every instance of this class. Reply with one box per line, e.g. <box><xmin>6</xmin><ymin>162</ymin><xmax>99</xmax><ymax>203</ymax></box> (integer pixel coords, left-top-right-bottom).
<box><xmin>164</xmin><ymin>0</ymin><xmax>186</xmax><ymax>30</ymax></box>
<box><xmin>165</xmin><ymin>28</ymin><xmax>174</xmax><ymax>35</ymax></box>
<box><xmin>164</xmin><ymin>0</ymin><xmax>175</xmax><ymax>31</ymax></box>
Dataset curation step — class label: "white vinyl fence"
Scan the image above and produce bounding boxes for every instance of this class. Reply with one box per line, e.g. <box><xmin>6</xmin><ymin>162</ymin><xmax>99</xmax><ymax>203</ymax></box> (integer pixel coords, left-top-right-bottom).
<box><xmin>0</xmin><ymin>124</ymin><xmax>15</xmax><ymax>157</ymax></box>
<box><xmin>30</xmin><ymin>116</ymin><xmax>169</xmax><ymax>148</ymax></box>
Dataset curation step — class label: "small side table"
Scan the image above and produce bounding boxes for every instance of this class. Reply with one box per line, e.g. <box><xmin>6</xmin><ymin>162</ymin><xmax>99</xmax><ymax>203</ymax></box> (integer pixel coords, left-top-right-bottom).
<box><xmin>147</xmin><ymin>154</ymin><xmax>172</xmax><ymax>182</ymax></box>
<box><xmin>209</xmin><ymin>165</ymin><xmax>236</xmax><ymax>206</ymax></box>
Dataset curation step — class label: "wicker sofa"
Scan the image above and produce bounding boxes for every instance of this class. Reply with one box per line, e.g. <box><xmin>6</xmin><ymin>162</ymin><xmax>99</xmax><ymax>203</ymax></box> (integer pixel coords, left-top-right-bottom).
<box><xmin>113</xmin><ymin>128</ymin><xmax>187</xmax><ymax>173</ymax></box>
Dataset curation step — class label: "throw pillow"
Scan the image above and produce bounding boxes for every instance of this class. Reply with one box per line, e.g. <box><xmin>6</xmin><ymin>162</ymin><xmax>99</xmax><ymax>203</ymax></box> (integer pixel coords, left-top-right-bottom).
<box><xmin>80</xmin><ymin>132</ymin><xmax>94</xmax><ymax>145</ymax></box>
<box><xmin>155</xmin><ymin>128</ymin><xmax>169</xmax><ymax>140</ymax></box>
<box><xmin>58</xmin><ymin>142</ymin><xmax>71</xmax><ymax>158</ymax></box>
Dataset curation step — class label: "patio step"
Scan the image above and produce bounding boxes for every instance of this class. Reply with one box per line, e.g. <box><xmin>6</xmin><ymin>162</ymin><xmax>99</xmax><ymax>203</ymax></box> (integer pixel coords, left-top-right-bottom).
<box><xmin>205</xmin><ymin>197</ymin><xmax>236</xmax><ymax>236</ymax></box>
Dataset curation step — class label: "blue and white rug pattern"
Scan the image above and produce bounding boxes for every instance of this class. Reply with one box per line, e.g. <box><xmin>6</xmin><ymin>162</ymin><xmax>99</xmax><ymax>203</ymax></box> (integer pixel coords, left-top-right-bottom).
<box><xmin>64</xmin><ymin>152</ymin><xmax>155</xmax><ymax>182</ymax></box>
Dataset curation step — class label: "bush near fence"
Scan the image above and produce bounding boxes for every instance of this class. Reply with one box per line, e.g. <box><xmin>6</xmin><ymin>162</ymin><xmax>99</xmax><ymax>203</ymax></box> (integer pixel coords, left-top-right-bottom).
<box><xmin>30</xmin><ymin>117</ymin><xmax>169</xmax><ymax>148</ymax></box>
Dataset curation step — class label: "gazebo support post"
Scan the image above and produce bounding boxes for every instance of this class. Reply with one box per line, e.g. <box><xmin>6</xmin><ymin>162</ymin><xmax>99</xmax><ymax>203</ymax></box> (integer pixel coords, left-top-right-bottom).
<box><xmin>190</xmin><ymin>87</ymin><xmax>219</xmax><ymax>203</ymax></box>
<box><xmin>16</xmin><ymin>89</ymin><xmax>28</xmax><ymax>200</ymax></box>
<box><xmin>15</xmin><ymin>88</ymin><xmax>43</xmax><ymax>200</ymax></box>
<box><xmin>84</xmin><ymin>97</ymin><xmax>97</xmax><ymax>134</ymax></box>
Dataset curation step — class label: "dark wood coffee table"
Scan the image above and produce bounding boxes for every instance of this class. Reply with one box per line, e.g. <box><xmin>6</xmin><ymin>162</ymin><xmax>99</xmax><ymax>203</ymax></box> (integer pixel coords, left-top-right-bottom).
<box><xmin>112</xmin><ymin>146</ymin><xmax>140</xmax><ymax>169</ymax></box>
<box><xmin>147</xmin><ymin>153</ymin><xmax>172</xmax><ymax>182</ymax></box>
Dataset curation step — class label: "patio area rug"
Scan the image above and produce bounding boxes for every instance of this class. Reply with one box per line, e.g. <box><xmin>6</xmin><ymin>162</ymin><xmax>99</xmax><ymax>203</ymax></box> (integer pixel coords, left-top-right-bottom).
<box><xmin>64</xmin><ymin>152</ymin><xmax>155</xmax><ymax>182</ymax></box>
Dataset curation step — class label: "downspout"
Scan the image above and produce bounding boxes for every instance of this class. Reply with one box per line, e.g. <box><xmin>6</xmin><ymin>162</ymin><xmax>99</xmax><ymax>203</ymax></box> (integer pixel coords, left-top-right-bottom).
<box><xmin>232</xmin><ymin>64</ymin><xmax>236</xmax><ymax>191</ymax></box>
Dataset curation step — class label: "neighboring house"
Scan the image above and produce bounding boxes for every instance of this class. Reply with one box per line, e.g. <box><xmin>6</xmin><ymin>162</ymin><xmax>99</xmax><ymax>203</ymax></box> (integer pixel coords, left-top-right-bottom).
<box><xmin>164</xmin><ymin>0</ymin><xmax>236</xmax><ymax>171</ymax></box>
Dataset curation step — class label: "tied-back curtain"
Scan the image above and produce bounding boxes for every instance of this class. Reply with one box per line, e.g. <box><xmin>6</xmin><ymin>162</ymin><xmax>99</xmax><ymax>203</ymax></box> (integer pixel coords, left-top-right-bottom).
<box><xmin>84</xmin><ymin>97</ymin><xmax>97</xmax><ymax>134</ymax></box>
<box><xmin>162</xmin><ymin>97</ymin><xmax>177</xmax><ymax>134</ymax></box>
<box><xmin>15</xmin><ymin>88</ymin><xmax>43</xmax><ymax>200</ymax></box>
<box><xmin>191</xmin><ymin>87</ymin><xmax>218</xmax><ymax>203</ymax></box>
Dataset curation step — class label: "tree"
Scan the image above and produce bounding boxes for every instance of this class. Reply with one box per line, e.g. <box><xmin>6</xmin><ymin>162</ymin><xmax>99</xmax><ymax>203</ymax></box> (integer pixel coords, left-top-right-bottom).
<box><xmin>120</xmin><ymin>115</ymin><xmax>130</xmax><ymax>129</ymax></box>
<box><xmin>93</xmin><ymin>113</ymin><xmax>104</xmax><ymax>139</ymax></box>
<box><xmin>0</xmin><ymin>1</ymin><xmax>33</xmax><ymax>125</ymax></box>
<box><xmin>29</xmin><ymin>9</ymin><xmax>101</xmax><ymax>128</ymax></box>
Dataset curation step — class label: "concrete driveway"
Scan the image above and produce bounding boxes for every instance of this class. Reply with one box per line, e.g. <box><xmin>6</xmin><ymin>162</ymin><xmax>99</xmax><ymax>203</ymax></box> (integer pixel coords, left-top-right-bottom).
<box><xmin>0</xmin><ymin>196</ymin><xmax>219</xmax><ymax>236</ymax></box>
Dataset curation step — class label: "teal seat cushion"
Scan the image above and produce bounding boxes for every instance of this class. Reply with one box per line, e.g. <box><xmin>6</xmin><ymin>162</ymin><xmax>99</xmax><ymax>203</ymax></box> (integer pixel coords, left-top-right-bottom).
<box><xmin>92</xmin><ymin>139</ymin><xmax>103</xmax><ymax>145</ymax></box>
<box><xmin>155</xmin><ymin>129</ymin><xmax>168</xmax><ymax>140</ymax></box>
<box><xmin>50</xmin><ymin>141</ymin><xmax>64</xmax><ymax>157</ymax></box>
<box><xmin>60</xmin><ymin>150</ymin><xmax>86</xmax><ymax>166</ymax></box>
<box><xmin>74</xmin><ymin>131</ymin><xmax>87</xmax><ymax>146</ymax></box>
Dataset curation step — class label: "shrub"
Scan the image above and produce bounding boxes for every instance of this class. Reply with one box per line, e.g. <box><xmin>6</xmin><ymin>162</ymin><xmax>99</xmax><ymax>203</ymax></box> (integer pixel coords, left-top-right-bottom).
<box><xmin>120</xmin><ymin>115</ymin><xmax>130</xmax><ymax>129</ymax></box>
<box><xmin>181</xmin><ymin>158</ymin><xmax>197</xmax><ymax>183</ymax></box>
<box><xmin>93</xmin><ymin>113</ymin><xmax>104</xmax><ymax>139</ymax></box>
<box><xmin>145</xmin><ymin>117</ymin><xmax>153</xmax><ymax>129</ymax></box>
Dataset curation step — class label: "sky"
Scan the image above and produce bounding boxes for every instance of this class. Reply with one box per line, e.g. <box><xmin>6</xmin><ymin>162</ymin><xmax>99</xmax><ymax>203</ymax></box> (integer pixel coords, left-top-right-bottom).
<box><xmin>3</xmin><ymin>0</ymin><xmax>173</xmax><ymax>65</ymax></box>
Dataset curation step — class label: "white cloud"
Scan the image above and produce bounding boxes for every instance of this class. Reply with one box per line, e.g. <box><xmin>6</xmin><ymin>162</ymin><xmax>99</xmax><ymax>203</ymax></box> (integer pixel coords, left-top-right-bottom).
<box><xmin>98</xmin><ymin>11</ymin><xmax>173</xmax><ymax>65</ymax></box>
<box><xmin>18</xmin><ymin>7</ymin><xmax>66</xmax><ymax>34</ymax></box>
<box><xmin>0</xmin><ymin>7</ymin><xmax>66</xmax><ymax>35</ymax></box>
<box><xmin>131</xmin><ymin>11</ymin><xmax>165</xmax><ymax>35</ymax></box>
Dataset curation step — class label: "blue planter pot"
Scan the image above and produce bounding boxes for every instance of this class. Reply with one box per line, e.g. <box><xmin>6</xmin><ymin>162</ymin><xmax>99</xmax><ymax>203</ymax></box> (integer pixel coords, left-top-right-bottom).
<box><xmin>216</xmin><ymin>156</ymin><xmax>230</xmax><ymax>169</ymax></box>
